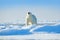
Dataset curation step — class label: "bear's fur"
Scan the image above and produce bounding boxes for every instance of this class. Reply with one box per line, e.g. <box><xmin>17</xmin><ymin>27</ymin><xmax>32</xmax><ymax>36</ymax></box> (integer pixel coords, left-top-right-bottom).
<box><xmin>26</xmin><ymin>12</ymin><xmax>37</xmax><ymax>26</ymax></box>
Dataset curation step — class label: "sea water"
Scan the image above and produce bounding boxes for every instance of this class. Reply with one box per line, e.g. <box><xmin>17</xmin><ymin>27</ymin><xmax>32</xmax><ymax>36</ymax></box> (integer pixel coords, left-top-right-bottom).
<box><xmin>0</xmin><ymin>23</ymin><xmax>60</xmax><ymax>40</ymax></box>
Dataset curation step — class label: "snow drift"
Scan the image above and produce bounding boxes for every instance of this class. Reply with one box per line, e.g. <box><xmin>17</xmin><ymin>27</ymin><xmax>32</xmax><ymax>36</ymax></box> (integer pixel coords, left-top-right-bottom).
<box><xmin>0</xmin><ymin>24</ymin><xmax>60</xmax><ymax>35</ymax></box>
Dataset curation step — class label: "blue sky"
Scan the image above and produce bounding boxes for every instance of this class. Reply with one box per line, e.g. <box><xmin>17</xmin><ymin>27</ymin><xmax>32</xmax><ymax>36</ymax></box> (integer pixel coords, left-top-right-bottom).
<box><xmin>0</xmin><ymin>0</ymin><xmax>60</xmax><ymax>8</ymax></box>
<box><xmin>0</xmin><ymin>0</ymin><xmax>60</xmax><ymax>23</ymax></box>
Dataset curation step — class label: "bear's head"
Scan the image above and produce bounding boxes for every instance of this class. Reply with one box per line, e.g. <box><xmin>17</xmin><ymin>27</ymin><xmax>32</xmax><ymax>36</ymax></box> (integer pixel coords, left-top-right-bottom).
<box><xmin>27</xmin><ymin>12</ymin><xmax>32</xmax><ymax>16</ymax></box>
<box><xmin>28</xmin><ymin>12</ymin><xmax>31</xmax><ymax>14</ymax></box>
<box><xmin>26</xmin><ymin>12</ymin><xmax>32</xmax><ymax>19</ymax></box>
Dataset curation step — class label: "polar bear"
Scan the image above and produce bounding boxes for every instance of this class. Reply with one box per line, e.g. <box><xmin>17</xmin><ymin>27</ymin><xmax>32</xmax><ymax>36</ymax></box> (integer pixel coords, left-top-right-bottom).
<box><xmin>25</xmin><ymin>12</ymin><xmax>37</xmax><ymax>26</ymax></box>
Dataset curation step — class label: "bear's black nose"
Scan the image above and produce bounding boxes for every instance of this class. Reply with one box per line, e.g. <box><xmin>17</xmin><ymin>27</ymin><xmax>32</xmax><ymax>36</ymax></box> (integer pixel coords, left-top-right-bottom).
<box><xmin>28</xmin><ymin>12</ymin><xmax>31</xmax><ymax>14</ymax></box>
<box><xmin>28</xmin><ymin>13</ymin><xmax>30</xmax><ymax>14</ymax></box>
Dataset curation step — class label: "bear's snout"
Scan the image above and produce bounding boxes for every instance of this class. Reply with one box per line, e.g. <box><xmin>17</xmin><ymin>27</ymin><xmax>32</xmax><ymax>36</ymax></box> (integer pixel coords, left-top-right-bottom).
<box><xmin>28</xmin><ymin>12</ymin><xmax>31</xmax><ymax>14</ymax></box>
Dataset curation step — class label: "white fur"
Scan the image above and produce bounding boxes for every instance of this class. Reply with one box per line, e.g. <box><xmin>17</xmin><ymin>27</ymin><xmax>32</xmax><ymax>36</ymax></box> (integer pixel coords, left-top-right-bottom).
<box><xmin>25</xmin><ymin>12</ymin><xmax>37</xmax><ymax>26</ymax></box>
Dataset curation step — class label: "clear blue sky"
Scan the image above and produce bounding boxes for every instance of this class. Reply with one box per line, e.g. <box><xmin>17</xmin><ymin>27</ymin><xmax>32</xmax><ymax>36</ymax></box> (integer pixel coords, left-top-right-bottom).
<box><xmin>0</xmin><ymin>0</ymin><xmax>60</xmax><ymax>23</ymax></box>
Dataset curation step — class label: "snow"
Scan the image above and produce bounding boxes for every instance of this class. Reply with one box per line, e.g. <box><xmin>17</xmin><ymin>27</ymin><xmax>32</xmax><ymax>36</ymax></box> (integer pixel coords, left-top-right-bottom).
<box><xmin>0</xmin><ymin>24</ymin><xmax>60</xmax><ymax>40</ymax></box>
<box><xmin>0</xmin><ymin>33</ymin><xmax>60</xmax><ymax>40</ymax></box>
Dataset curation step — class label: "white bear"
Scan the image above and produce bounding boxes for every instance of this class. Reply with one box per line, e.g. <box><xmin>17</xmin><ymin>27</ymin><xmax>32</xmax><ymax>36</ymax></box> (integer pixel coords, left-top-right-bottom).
<box><xmin>25</xmin><ymin>12</ymin><xmax>37</xmax><ymax>26</ymax></box>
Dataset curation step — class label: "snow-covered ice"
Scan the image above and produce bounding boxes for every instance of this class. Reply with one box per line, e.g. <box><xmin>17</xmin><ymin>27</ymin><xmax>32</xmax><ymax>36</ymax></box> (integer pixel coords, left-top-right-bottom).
<box><xmin>0</xmin><ymin>23</ymin><xmax>60</xmax><ymax>40</ymax></box>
